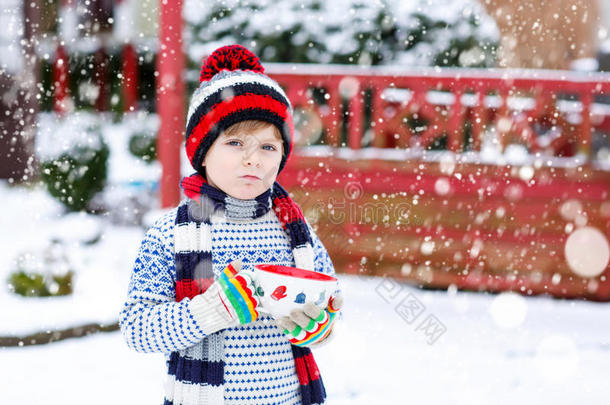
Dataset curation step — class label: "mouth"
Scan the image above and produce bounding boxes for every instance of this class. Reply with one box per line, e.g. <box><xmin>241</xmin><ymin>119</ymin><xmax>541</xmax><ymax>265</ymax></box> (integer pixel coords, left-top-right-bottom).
<box><xmin>241</xmin><ymin>175</ymin><xmax>261</xmax><ymax>181</ymax></box>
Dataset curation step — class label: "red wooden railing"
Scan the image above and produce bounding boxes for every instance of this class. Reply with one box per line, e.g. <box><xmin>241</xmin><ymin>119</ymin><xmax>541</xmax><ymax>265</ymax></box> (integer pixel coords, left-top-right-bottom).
<box><xmin>266</xmin><ymin>64</ymin><xmax>610</xmax><ymax>301</ymax></box>
<box><xmin>267</xmin><ymin>64</ymin><xmax>610</xmax><ymax>159</ymax></box>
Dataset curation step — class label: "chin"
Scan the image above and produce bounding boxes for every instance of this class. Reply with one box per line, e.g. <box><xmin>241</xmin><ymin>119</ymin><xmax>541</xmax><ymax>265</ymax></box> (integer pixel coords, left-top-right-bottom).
<box><xmin>230</xmin><ymin>189</ymin><xmax>261</xmax><ymax>200</ymax></box>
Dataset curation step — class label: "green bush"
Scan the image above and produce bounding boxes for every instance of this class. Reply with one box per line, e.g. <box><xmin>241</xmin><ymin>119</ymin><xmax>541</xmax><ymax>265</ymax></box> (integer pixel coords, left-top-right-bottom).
<box><xmin>40</xmin><ymin>144</ymin><xmax>109</xmax><ymax>212</ymax></box>
<box><xmin>7</xmin><ymin>270</ymin><xmax>73</xmax><ymax>297</ymax></box>
<box><xmin>184</xmin><ymin>0</ymin><xmax>499</xmax><ymax>93</ymax></box>
<box><xmin>8</xmin><ymin>244</ymin><xmax>75</xmax><ymax>297</ymax></box>
<box><xmin>38</xmin><ymin>117</ymin><xmax>110</xmax><ymax>212</ymax></box>
<box><xmin>128</xmin><ymin>131</ymin><xmax>157</xmax><ymax>163</ymax></box>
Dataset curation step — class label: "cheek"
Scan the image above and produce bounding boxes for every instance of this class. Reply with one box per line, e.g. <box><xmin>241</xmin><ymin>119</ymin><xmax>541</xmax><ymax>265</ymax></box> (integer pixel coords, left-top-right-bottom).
<box><xmin>270</xmin><ymin>150</ymin><xmax>283</xmax><ymax>163</ymax></box>
<box><xmin>209</xmin><ymin>148</ymin><xmax>234</xmax><ymax>167</ymax></box>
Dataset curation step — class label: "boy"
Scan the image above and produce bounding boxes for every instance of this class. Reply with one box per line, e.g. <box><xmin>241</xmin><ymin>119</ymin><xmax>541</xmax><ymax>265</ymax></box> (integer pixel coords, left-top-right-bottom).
<box><xmin>119</xmin><ymin>45</ymin><xmax>343</xmax><ymax>405</ymax></box>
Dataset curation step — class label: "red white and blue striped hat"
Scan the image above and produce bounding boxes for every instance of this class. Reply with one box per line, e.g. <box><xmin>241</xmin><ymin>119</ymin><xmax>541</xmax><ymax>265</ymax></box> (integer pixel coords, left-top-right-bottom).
<box><xmin>185</xmin><ymin>44</ymin><xmax>294</xmax><ymax>176</ymax></box>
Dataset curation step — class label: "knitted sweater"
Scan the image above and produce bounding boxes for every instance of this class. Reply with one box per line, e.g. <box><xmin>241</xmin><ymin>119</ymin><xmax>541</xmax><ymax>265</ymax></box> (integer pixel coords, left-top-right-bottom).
<box><xmin>119</xmin><ymin>199</ymin><xmax>337</xmax><ymax>404</ymax></box>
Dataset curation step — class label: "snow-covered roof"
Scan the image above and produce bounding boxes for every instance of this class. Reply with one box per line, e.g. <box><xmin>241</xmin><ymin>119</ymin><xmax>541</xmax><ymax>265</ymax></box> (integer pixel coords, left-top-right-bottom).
<box><xmin>265</xmin><ymin>62</ymin><xmax>610</xmax><ymax>83</ymax></box>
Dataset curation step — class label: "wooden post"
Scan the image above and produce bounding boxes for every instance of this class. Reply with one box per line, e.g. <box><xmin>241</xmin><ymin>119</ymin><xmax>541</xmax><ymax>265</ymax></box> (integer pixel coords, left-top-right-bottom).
<box><xmin>93</xmin><ymin>47</ymin><xmax>109</xmax><ymax>112</ymax></box>
<box><xmin>122</xmin><ymin>43</ymin><xmax>139</xmax><ymax>112</ymax></box>
<box><xmin>348</xmin><ymin>79</ymin><xmax>362</xmax><ymax>149</ymax></box>
<box><xmin>53</xmin><ymin>45</ymin><xmax>70</xmax><ymax>115</ymax></box>
<box><xmin>370</xmin><ymin>83</ymin><xmax>385</xmax><ymax>148</ymax></box>
<box><xmin>18</xmin><ymin>0</ymin><xmax>41</xmax><ymax>182</ymax></box>
<box><xmin>156</xmin><ymin>0</ymin><xmax>185</xmax><ymax>208</ymax></box>
<box><xmin>448</xmin><ymin>87</ymin><xmax>463</xmax><ymax>152</ymax></box>
<box><xmin>580</xmin><ymin>91</ymin><xmax>593</xmax><ymax>157</ymax></box>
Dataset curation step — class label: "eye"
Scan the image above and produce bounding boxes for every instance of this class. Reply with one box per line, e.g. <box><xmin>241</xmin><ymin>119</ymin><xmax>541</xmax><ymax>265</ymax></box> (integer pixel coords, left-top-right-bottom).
<box><xmin>227</xmin><ymin>140</ymin><xmax>242</xmax><ymax>146</ymax></box>
<box><xmin>263</xmin><ymin>145</ymin><xmax>277</xmax><ymax>151</ymax></box>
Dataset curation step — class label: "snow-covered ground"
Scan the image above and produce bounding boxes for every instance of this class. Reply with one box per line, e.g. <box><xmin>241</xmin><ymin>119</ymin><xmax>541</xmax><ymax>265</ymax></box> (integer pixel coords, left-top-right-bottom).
<box><xmin>0</xmin><ymin>180</ymin><xmax>148</xmax><ymax>336</ymax></box>
<box><xmin>1</xmin><ymin>273</ymin><xmax>609</xmax><ymax>404</ymax></box>
<box><xmin>1</xmin><ymin>181</ymin><xmax>609</xmax><ymax>404</ymax></box>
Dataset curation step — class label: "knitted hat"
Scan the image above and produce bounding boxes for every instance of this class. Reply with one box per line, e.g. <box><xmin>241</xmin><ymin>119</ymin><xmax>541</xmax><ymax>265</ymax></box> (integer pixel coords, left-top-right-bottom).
<box><xmin>185</xmin><ymin>44</ymin><xmax>294</xmax><ymax>177</ymax></box>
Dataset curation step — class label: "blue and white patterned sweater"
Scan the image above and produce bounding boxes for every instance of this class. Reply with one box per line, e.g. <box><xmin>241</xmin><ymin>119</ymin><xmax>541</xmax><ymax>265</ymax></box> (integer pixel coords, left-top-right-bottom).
<box><xmin>119</xmin><ymin>201</ymin><xmax>337</xmax><ymax>404</ymax></box>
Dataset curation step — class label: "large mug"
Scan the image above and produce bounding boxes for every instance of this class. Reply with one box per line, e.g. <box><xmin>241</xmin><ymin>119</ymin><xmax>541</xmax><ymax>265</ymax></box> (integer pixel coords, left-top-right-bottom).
<box><xmin>251</xmin><ymin>264</ymin><xmax>338</xmax><ymax>319</ymax></box>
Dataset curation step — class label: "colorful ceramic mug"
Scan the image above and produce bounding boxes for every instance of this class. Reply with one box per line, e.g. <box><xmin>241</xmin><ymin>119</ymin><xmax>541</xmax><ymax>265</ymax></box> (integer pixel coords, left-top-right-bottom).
<box><xmin>252</xmin><ymin>264</ymin><xmax>338</xmax><ymax>319</ymax></box>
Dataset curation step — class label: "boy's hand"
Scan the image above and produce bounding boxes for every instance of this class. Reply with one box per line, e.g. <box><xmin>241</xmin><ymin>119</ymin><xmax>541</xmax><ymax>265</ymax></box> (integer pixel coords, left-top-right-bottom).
<box><xmin>190</xmin><ymin>260</ymin><xmax>261</xmax><ymax>334</ymax></box>
<box><xmin>275</xmin><ymin>292</ymin><xmax>343</xmax><ymax>347</ymax></box>
<box><xmin>215</xmin><ymin>260</ymin><xmax>260</xmax><ymax>325</ymax></box>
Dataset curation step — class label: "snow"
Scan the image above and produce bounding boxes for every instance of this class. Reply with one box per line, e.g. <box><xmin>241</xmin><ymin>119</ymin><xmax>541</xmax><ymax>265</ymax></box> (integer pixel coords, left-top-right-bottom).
<box><xmin>298</xmin><ymin>144</ymin><xmax>603</xmax><ymax>170</ymax></box>
<box><xmin>35</xmin><ymin>111</ymin><xmax>162</xmax><ymax>188</ymax></box>
<box><xmin>113</xmin><ymin>0</ymin><xmax>136</xmax><ymax>41</ymax></box>
<box><xmin>183</xmin><ymin>0</ymin><xmax>499</xmax><ymax>68</ymax></box>
<box><xmin>570</xmin><ymin>58</ymin><xmax>600</xmax><ymax>72</ymax></box>
<box><xmin>58</xmin><ymin>3</ymin><xmax>78</xmax><ymax>44</ymax></box>
<box><xmin>488</xmin><ymin>292</ymin><xmax>528</xmax><ymax>329</ymax></box>
<box><xmin>0</xmin><ymin>332</ymin><xmax>167</xmax><ymax>404</ymax></box>
<box><xmin>0</xmin><ymin>109</ymin><xmax>173</xmax><ymax>335</ymax></box>
<box><xmin>564</xmin><ymin>227</ymin><xmax>610</xmax><ymax>278</ymax></box>
<box><xmin>0</xmin><ymin>0</ymin><xmax>23</xmax><ymax>74</ymax></box>
<box><xmin>1</xmin><ymin>273</ymin><xmax>609</xmax><ymax>404</ymax></box>
<box><xmin>103</xmin><ymin>112</ymin><xmax>162</xmax><ymax>187</ymax></box>
<box><xmin>0</xmin><ymin>169</ymin><xmax>608</xmax><ymax>403</ymax></box>
<box><xmin>47</xmin><ymin>213</ymin><xmax>104</xmax><ymax>253</ymax></box>
<box><xmin>0</xmin><ymin>181</ymin><xmax>145</xmax><ymax>336</ymax></box>
<box><xmin>35</xmin><ymin>112</ymin><xmax>107</xmax><ymax>162</ymax></box>
<box><xmin>265</xmin><ymin>61</ymin><xmax>610</xmax><ymax>82</ymax></box>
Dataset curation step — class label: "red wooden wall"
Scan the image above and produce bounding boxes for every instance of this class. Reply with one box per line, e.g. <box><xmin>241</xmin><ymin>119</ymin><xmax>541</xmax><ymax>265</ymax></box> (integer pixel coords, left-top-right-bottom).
<box><xmin>270</xmin><ymin>65</ymin><xmax>610</xmax><ymax>301</ymax></box>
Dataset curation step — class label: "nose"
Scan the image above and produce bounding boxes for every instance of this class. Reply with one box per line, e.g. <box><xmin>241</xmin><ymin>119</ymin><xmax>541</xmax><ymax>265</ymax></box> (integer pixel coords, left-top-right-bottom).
<box><xmin>242</xmin><ymin>151</ymin><xmax>261</xmax><ymax>167</ymax></box>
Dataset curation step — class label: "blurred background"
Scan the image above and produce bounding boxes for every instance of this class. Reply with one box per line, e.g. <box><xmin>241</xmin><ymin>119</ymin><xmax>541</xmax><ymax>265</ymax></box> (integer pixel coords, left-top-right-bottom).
<box><xmin>0</xmin><ymin>0</ymin><xmax>609</xmax><ymax>403</ymax></box>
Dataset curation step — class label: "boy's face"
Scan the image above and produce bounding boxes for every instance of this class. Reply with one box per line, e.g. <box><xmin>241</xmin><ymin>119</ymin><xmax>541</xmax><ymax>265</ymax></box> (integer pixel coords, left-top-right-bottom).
<box><xmin>202</xmin><ymin>125</ymin><xmax>284</xmax><ymax>200</ymax></box>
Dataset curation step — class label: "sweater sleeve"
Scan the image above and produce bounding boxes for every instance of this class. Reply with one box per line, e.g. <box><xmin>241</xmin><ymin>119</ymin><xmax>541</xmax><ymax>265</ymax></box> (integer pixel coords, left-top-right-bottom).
<box><xmin>118</xmin><ymin>209</ymin><xmax>207</xmax><ymax>354</ymax></box>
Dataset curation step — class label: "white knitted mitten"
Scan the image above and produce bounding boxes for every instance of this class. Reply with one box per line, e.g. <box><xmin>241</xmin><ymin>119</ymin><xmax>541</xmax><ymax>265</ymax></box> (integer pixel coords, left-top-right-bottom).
<box><xmin>275</xmin><ymin>292</ymin><xmax>343</xmax><ymax>347</ymax></box>
<box><xmin>189</xmin><ymin>260</ymin><xmax>260</xmax><ymax>335</ymax></box>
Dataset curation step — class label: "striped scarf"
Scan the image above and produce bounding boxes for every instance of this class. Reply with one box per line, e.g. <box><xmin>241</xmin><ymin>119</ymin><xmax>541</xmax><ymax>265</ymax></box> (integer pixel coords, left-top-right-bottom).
<box><xmin>164</xmin><ymin>172</ymin><xmax>327</xmax><ymax>405</ymax></box>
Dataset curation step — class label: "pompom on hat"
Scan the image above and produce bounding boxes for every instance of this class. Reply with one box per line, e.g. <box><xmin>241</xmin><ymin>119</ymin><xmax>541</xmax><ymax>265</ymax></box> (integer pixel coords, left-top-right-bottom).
<box><xmin>185</xmin><ymin>45</ymin><xmax>294</xmax><ymax>177</ymax></box>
